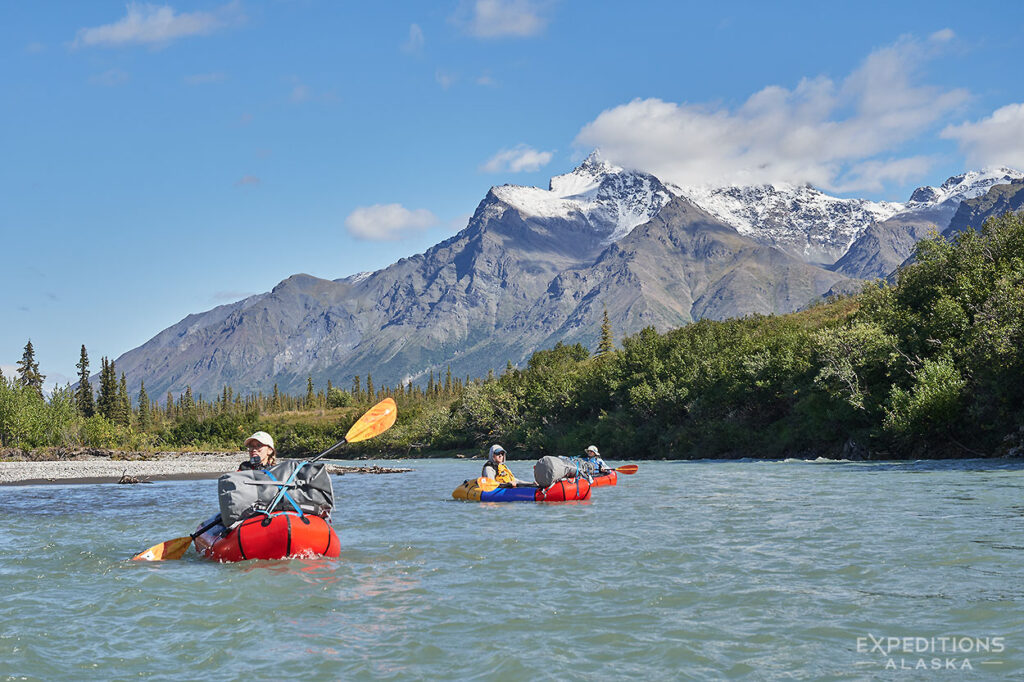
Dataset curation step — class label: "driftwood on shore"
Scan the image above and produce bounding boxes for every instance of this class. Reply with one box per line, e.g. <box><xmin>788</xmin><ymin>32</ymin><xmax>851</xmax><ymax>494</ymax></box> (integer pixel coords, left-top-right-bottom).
<box><xmin>117</xmin><ymin>468</ymin><xmax>153</xmax><ymax>484</ymax></box>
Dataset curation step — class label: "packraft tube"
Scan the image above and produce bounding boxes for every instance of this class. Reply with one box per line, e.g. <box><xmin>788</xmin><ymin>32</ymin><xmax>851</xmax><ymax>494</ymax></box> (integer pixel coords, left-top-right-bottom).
<box><xmin>452</xmin><ymin>477</ymin><xmax>591</xmax><ymax>502</ymax></box>
<box><xmin>590</xmin><ymin>470</ymin><xmax>618</xmax><ymax>487</ymax></box>
<box><xmin>194</xmin><ymin>511</ymin><xmax>340</xmax><ymax>562</ymax></box>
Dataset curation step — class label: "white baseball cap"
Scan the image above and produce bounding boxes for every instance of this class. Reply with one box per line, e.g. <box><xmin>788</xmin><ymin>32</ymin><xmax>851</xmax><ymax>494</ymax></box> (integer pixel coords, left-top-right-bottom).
<box><xmin>244</xmin><ymin>431</ymin><xmax>276</xmax><ymax>453</ymax></box>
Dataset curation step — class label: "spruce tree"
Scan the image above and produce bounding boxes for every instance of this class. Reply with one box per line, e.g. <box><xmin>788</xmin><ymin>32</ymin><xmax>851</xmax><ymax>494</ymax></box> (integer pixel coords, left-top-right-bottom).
<box><xmin>138</xmin><ymin>380</ymin><xmax>150</xmax><ymax>430</ymax></box>
<box><xmin>597</xmin><ymin>306</ymin><xmax>614</xmax><ymax>355</ymax></box>
<box><xmin>306</xmin><ymin>375</ymin><xmax>314</xmax><ymax>406</ymax></box>
<box><xmin>352</xmin><ymin>376</ymin><xmax>361</xmax><ymax>401</ymax></box>
<box><xmin>97</xmin><ymin>357</ymin><xmax>118</xmax><ymax>419</ymax></box>
<box><xmin>16</xmin><ymin>339</ymin><xmax>45</xmax><ymax>395</ymax></box>
<box><xmin>182</xmin><ymin>385</ymin><xmax>195</xmax><ymax>419</ymax></box>
<box><xmin>116</xmin><ymin>373</ymin><xmax>131</xmax><ymax>427</ymax></box>
<box><xmin>366</xmin><ymin>374</ymin><xmax>374</xmax><ymax>401</ymax></box>
<box><xmin>75</xmin><ymin>344</ymin><xmax>95</xmax><ymax>417</ymax></box>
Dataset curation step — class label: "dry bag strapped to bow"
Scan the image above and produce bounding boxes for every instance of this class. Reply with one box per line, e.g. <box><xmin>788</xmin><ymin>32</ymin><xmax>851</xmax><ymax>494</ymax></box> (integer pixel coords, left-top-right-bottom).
<box><xmin>533</xmin><ymin>455</ymin><xmax>577</xmax><ymax>488</ymax></box>
<box><xmin>217</xmin><ymin>460</ymin><xmax>334</xmax><ymax>526</ymax></box>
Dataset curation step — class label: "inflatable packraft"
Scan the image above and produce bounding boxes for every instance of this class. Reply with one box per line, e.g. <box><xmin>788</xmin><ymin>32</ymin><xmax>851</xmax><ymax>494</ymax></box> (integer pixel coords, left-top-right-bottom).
<box><xmin>452</xmin><ymin>477</ymin><xmax>591</xmax><ymax>502</ymax></box>
<box><xmin>193</xmin><ymin>511</ymin><xmax>340</xmax><ymax>562</ymax></box>
<box><xmin>589</xmin><ymin>470</ymin><xmax>618</xmax><ymax>487</ymax></box>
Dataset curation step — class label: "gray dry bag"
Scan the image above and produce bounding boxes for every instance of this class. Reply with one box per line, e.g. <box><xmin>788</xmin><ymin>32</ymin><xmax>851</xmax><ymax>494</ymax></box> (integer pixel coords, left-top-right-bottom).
<box><xmin>533</xmin><ymin>455</ymin><xmax>577</xmax><ymax>488</ymax></box>
<box><xmin>218</xmin><ymin>460</ymin><xmax>334</xmax><ymax>526</ymax></box>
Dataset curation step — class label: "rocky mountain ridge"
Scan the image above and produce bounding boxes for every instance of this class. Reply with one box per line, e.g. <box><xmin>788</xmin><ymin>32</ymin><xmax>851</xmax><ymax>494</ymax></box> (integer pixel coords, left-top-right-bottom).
<box><xmin>109</xmin><ymin>154</ymin><xmax>1023</xmax><ymax>399</ymax></box>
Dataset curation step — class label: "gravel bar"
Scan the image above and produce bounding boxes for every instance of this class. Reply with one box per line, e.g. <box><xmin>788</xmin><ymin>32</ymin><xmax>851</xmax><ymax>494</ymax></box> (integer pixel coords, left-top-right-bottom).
<box><xmin>0</xmin><ymin>454</ymin><xmax>242</xmax><ymax>485</ymax></box>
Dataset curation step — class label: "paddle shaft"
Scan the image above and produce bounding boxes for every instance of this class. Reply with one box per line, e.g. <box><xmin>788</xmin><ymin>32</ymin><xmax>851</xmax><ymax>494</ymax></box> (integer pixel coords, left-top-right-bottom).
<box><xmin>310</xmin><ymin>438</ymin><xmax>347</xmax><ymax>464</ymax></box>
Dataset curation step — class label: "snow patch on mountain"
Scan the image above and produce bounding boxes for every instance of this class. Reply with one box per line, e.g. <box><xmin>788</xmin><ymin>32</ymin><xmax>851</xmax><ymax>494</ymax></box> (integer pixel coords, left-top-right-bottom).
<box><xmin>489</xmin><ymin>151</ymin><xmax>672</xmax><ymax>243</ymax></box>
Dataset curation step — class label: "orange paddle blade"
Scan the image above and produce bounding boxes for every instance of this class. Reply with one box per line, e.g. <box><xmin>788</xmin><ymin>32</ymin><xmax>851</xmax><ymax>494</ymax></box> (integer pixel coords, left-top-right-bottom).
<box><xmin>131</xmin><ymin>536</ymin><xmax>193</xmax><ymax>561</ymax></box>
<box><xmin>614</xmin><ymin>464</ymin><xmax>639</xmax><ymax>474</ymax></box>
<box><xmin>345</xmin><ymin>398</ymin><xmax>397</xmax><ymax>443</ymax></box>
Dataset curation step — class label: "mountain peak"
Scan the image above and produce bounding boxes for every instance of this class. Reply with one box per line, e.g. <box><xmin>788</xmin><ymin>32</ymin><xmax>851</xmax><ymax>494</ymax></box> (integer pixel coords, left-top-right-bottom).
<box><xmin>548</xmin><ymin>149</ymin><xmax>622</xmax><ymax>198</ymax></box>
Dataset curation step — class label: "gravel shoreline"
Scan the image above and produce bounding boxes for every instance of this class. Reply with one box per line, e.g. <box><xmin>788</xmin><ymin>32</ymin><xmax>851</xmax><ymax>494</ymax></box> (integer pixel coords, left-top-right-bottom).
<box><xmin>0</xmin><ymin>451</ymin><xmax>414</xmax><ymax>485</ymax></box>
<box><xmin>0</xmin><ymin>453</ymin><xmax>243</xmax><ymax>485</ymax></box>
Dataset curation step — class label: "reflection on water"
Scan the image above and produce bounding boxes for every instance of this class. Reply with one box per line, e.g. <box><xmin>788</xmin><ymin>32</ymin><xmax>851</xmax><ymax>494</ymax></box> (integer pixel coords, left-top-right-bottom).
<box><xmin>1</xmin><ymin>457</ymin><xmax>1022</xmax><ymax>679</ymax></box>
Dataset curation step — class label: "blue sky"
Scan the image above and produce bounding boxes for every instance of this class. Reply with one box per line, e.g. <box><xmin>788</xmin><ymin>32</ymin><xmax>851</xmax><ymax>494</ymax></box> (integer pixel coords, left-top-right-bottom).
<box><xmin>4</xmin><ymin>1</ymin><xmax>1024</xmax><ymax>390</ymax></box>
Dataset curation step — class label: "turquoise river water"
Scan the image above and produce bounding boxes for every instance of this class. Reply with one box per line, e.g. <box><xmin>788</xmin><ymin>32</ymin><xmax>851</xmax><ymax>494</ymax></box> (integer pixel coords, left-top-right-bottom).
<box><xmin>1</xmin><ymin>458</ymin><xmax>1023</xmax><ymax>680</ymax></box>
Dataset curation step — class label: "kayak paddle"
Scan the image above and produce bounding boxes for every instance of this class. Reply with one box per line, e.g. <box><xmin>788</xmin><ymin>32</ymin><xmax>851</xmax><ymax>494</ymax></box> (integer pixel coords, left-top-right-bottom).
<box><xmin>131</xmin><ymin>397</ymin><xmax>398</xmax><ymax>561</ymax></box>
<box><xmin>613</xmin><ymin>464</ymin><xmax>638</xmax><ymax>474</ymax></box>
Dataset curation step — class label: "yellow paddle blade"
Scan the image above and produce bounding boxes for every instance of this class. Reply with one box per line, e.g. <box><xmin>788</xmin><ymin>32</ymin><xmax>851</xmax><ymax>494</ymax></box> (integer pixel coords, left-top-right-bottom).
<box><xmin>345</xmin><ymin>398</ymin><xmax>397</xmax><ymax>443</ymax></box>
<box><xmin>615</xmin><ymin>464</ymin><xmax>639</xmax><ymax>475</ymax></box>
<box><xmin>131</xmin><ymin>536</ymin><xmax>193</xmax><ymax>561</ymax></box>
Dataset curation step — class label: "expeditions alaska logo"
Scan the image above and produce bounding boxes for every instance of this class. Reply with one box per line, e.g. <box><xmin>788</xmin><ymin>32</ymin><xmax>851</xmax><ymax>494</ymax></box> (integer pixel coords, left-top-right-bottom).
<box><xmin>856</xmin><ymin>634</ymin><xmax>1006</xmax><ymax>671</ymax></box>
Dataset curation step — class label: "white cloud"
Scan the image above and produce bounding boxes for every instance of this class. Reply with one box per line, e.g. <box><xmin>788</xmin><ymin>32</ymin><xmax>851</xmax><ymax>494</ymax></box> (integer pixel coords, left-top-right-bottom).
<box><xmin>456</xmin><ymin>0</ymin><xmax>546</xmax><ymax>38</ymax></box>
<box><xmin>235</xmin><ymin>175</ymin><xmax>260</xmax><ymax>186</ymax></box>
<box><xmin>345</xmin><ymin>204</ymin><xmax>437</xmax><ymax>241</ymax></box>
<box><xmin>0</xmin><ymin>364</ymin><xmax>17</xmax><ymax>378</ymax></box>
<box><xmin>290</xmin><ymin>83</ymin><xmax>310</xmax><ymax>102</ymax></box>
<box><xmin>941</xmin><ymin>103</ymin><xmax>1024</xmax><ymax>169</ymax></box>
<box><xmin>574</xmin><ymin>32</ymin><xmax>967</xmax><ymax>193</ymax></box>
<box><xmin>73</xmin><ymin>2</ymin><xmax>241</xmax><ymax>49</ymax></box>
<box><xmin>480</xmin><ymin>145</ymin><xmax>554</xmax><ymax>173</ymax></box>
<box><xmin>402</xmin><ymin>23</ymin><xmax>425</xmax><ymax>53</ymax></box>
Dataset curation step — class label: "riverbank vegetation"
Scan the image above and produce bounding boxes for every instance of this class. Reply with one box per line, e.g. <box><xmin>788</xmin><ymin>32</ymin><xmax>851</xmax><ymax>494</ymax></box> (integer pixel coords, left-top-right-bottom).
<box><xmin>3</xmin><ymin>213</ymin><xmax>1023</xmax><ymax>460</ymax></box>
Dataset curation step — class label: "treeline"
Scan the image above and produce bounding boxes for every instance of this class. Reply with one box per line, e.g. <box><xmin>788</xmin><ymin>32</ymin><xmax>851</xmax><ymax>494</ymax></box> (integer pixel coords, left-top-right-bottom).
<box><xmin>0</xmin><ymin>337</ymin><xmax>470</xmax><ymax>454</ymax></box>
<box><xmin>4</xmin><ymin>212</ymin><xmax>1023</xmax><ymax>460</ymax></box>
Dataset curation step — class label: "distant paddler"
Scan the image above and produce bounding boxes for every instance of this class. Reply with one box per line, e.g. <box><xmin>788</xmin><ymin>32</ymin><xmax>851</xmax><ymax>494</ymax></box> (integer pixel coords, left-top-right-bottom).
<box><xmin>481</xmin><ymin>444</ymin><xmax>533</xmax><ymax>487</ymax></box>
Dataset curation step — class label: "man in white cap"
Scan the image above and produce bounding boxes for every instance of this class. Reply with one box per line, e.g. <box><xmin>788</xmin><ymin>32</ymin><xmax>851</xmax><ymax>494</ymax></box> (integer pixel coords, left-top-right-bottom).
<box><xmin>239</xmin><ymin>431</ymin><xmax>277</xmax><ymax>471</ymax></box>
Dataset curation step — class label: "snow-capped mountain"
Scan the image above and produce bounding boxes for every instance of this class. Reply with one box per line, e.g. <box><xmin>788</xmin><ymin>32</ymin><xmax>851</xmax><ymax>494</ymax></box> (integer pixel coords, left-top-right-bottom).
<box><xmin>905</xmin><ymin>167</ymin><xmax>1024</xmax><ymax>209</ymax></box>
<box><xmin>663</xmin><ymin>166</ymin><xmax>1023</xmax><ymax>276</ymax></box>
<box><xmin>673</xmin><ymin>183</ymin><xmax>904</xmax><ymax>266</ymax></box>
<box><xmin>831</xmin><ymin>167</ymin><xmax>1024</xmax><ymax>279</ymax></box>
<box><xmin>109</xmin><ymin>153</ymin><xmax>1023</xmax><ymax>398</ymax></box>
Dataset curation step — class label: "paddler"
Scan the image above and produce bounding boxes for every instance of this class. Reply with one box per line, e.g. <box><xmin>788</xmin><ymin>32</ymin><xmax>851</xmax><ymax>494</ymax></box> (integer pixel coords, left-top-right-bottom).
<box><xmin>557</xmin><ymin>445</ymin><xmax>611</xmax><ymax>481</ymax></box>
<box><xmin>481</xmin><ymin>444</ymin><xmax>532</xmax><ymax>487</ymax></box>
<box><xmin>238</xmin><ymin>431</ymin><xmax>278</xmax><ymax>471</ymax></box>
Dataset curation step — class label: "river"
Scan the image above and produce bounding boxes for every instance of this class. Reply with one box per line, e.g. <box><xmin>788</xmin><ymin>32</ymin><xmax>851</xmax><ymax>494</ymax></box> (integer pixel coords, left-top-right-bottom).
<box><xmin>1</xmin><ymin>458</ymin><xmax>1021</xmax><ymax>680</ymax></box>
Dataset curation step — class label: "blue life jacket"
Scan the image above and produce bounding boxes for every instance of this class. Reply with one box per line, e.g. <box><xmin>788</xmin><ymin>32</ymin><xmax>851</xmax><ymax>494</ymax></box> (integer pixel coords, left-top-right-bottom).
<box><xmin>558</xmin><ymin>456</ymin><xmax>606</xmax><ymax>481</ymax></box>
